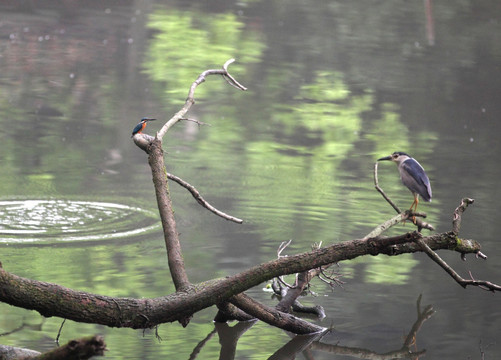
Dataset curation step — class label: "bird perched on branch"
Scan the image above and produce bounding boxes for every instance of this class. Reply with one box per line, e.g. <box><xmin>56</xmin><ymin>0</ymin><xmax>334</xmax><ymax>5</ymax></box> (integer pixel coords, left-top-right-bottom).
<box><xmin>131</xmin><ymin>117</ymin><xmax>156</xmax><ymax>137</ymax></box>
<box><xmin>377</xmin><ymin>152</ymin><xmax>432</xmax><ymax>216</ymax></box>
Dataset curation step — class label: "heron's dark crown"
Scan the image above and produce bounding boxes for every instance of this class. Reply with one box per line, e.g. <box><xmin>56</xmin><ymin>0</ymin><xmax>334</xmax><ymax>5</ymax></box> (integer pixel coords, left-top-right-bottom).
<box><xmin>392</xmin><ymin>151</ymin><xmax>410</xmax><ymax>157</ymax></box>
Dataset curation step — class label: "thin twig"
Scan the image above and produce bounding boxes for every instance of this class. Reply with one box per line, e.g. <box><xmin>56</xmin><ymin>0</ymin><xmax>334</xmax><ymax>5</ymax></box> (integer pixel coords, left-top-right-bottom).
<box><xmin>55</xmin><ymin>318</ymin><xmax>66</xmax><ymax>346</ymax></box>
<box><xmin>318</xmin><ymin>267</ymin><xmax>345</xmax><ymax>289</ymax></box>
<box><xmin>374</xmin><ymin>162</ymin><xmax>434</xmax><ymax>231</ymax></box>
<box><xmin>167</xmin><ymin>172</ymin><xmax>243</xmax><ymax>224</ymax></box>
<box><xmin>277</xmin><ymin>275</ymin><xmax>296</xmax><ymax>289</ymax></box>
<box><xmin>222</xmin><ymin>58</ymin><xmax>247</xmax><ymax>90</ymax></box>
<box><xmin>180</xmin><ymin>118</ymin><xmax>211</xmax><ymax>127</ymax></box>
<box><xmin>374</xmin><ymin>162</ymin><xmax>401</xmax><ymax>213</ymax></box>
<box><xmin>156</xmin><ymin>58</ymin><xmax>246</xmax><ymax>140</ymax></box>
<box><xmin>278</xmin><ymin>240</ymin><xmax>292</xmax><ymax>258</ymax></box>
<box><xmin>416</xmin><ymin>237</ymin><xmax>501</xmax><ymax>292</ymax></box>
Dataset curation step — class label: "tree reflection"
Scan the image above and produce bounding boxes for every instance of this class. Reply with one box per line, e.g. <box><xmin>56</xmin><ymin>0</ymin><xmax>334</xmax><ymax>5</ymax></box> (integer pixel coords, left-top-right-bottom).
<box><xmin>188</xmin><ymin>296</ymin><xmax>434</xmax><ymax>360</ymax></box>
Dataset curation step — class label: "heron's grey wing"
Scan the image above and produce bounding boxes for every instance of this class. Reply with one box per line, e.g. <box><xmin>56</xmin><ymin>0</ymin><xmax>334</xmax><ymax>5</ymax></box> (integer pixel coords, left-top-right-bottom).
<box><xmin>401</xmin><ymin>159</ymin><xmax>432</xmax><ymax>201</ymax></box>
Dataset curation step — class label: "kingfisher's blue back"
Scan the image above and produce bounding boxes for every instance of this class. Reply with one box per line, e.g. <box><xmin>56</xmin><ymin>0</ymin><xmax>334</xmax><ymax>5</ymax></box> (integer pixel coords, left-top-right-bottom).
<box><xmin>131</xmin><ymin>122</ymin><xmax>145</xmax><ymax>137</ymax></box>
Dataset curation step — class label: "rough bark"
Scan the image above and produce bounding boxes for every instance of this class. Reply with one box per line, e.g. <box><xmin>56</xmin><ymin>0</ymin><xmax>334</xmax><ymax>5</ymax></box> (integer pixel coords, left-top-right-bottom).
<box><xmin>0</xmin><ymin>231</ymin><xmax>481</xmax><ymax>330</ymax></box>
<box><xmin>148</xmin><ymin>139</ymin><xmax>190</xmax><ymax>291</ymax></box>
<box><xmin>3</xmin><ymin>336</ymin><xmax>107</xmax><ymax>360</ymax></box>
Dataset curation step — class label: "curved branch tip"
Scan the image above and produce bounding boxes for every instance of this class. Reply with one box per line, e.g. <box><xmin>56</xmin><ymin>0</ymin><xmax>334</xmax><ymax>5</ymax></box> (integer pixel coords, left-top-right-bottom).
<box><xmin>223</xmin><ymin>58</ymin><xmax>236</xmax><ymax>70</ymax></box>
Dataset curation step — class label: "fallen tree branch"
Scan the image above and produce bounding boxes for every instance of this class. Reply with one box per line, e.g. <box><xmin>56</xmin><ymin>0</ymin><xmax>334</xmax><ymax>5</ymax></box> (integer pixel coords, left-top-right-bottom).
<box><xmin>229</xmin><ymin>293</ymin><xmax>326</xmax><ymax>335</ymax></box>
<box><xmin>0</xmin><ymin>223</ymin><xmax>483</xmax><ymax>331</ymax></box>
<box><xmin>6</xmin><ymin>335</ymin><xmax>107</xmax><ymax>360</ymax></box>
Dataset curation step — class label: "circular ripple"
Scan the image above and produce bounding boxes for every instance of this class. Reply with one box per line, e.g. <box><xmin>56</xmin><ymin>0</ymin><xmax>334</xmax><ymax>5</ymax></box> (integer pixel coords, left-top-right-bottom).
<box><xmin>0</xmin><ymin>200</ymin><xmax>161</xmax><ymax>243</ymax></box>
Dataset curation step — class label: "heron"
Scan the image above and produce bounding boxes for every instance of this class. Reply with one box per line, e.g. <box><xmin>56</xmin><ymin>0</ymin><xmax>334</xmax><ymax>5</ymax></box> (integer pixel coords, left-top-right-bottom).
<box><xmin>377</xmin><ymin>151</ymin><xmax>432</xmax><ymax>218</ymax></box>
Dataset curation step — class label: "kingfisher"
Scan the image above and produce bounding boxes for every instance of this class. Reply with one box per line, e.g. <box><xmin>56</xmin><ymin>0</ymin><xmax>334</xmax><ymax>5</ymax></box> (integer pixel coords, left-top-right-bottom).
<box><xmin>131</xmin><ymin>117</ymin><xmax>156</xmax><ymax>137</ymax></box>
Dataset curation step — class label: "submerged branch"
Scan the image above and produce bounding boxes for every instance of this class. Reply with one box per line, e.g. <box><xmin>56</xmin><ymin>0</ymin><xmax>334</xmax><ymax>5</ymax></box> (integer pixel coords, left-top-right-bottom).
<box><xmin>0</xmin><ymin>336</ymin><xmax>107</xmax><ymax>360</ymax></box>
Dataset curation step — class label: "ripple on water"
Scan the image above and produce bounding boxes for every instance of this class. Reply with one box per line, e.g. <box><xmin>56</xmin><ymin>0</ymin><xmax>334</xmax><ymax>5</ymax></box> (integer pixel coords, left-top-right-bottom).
<box><xmin>0</xmin><ymin>200</ymin><xmax>160</xmax><ymax>243</ymax></box>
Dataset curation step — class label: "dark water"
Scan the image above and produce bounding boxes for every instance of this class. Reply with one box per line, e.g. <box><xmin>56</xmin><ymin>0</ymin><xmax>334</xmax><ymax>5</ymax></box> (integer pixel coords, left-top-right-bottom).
<box><xmin>0</xmin><ymin>1</ymin><xmax>500</xmax><ymax>359</ymax></box>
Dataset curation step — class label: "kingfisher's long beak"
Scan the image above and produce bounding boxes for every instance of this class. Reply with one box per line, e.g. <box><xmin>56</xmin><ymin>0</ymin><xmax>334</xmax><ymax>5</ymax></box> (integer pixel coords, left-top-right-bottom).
<box><xmin>146</xmin><ymin>118</ymin><xmax>156</xmax><ymax>122</ymax></box>
<box><xmin>377</xmin><ymin>155</ymin><xmax>392</xmax><ymax>161</ymax></box>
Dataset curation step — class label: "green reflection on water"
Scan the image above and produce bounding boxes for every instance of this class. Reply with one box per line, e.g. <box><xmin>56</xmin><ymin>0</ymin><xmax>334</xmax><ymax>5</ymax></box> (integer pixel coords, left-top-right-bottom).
<box><xmin>144</xmin><ymin>9</ymin><xmax>264</xmax><ymax>104</ymax></box>
<box><xmin>364</xmin><ymin>254</ymin><xmax>418</xmax><ymax>285</ymax></box>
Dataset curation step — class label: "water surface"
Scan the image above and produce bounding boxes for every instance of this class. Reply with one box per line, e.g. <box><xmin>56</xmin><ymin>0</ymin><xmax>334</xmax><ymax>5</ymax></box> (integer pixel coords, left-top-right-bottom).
<box><xmin>0</xmin><ymin>1</ymin><xmax>500</xmax><ymax>359</ymax></box>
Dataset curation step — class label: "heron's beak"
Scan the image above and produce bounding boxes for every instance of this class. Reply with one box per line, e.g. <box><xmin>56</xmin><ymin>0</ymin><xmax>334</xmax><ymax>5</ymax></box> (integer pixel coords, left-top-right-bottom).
<box><xmin>377</xmin><ymin>155</ymin><xmax>393</xmax><ymax>161</ymax></box>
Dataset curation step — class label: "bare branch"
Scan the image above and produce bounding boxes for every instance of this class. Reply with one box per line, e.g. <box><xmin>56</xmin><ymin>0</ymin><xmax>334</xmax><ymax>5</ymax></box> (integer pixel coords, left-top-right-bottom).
<box><xmin>229</xmin><ymin>293</ymin><xmax>326</xmax><ymax>335</ymax></box>
<box><xmin>452</xmin><ymin>197</ymin><xmax>474</xmax><ymax>235</ymax></box>
<box><xmin>277</xmin><ymin>239</ymin><xmax>293</xmax><ymax>258</ymax></box>
<box><xmin>148</xmin><ymin>141</ymin><xmax>191</xmax><ymax>292</ymax></box>
<box><xmin>415</xmin><ymin>237</ymin><xmax>501</xmax><ymax>292</ymax></box>
<box><xmin>156</xmin><ymin>58</ymin><xmax>246</xmax><ymax>140</ymax></box>
<box><xmin>318</xmin><ymin>267</ymin><xmax>345</xmax><ymax>289</ymax></box>
<box><xmin>374</xmin><ymin>162</ymin><xmax>401</xmax><ymax>213</ymax></box>
<box><xmin>0</xmin><ymin>224</ymin><xmax>484</xmax><ymax>331</ymax></box>
<box><xmin>222</xmin><ymin>58</ymin><xmax>247</xmax><ymax>90</ymax></box>
<box><xmin>167</xmin><ymin>172</ymin><xmax>243</xmax><ymax>224</ymax></box>
<box><xmin>363</xmin><ymin>212</ymin><xmax>409</xmax><ymax>240</ymax></box>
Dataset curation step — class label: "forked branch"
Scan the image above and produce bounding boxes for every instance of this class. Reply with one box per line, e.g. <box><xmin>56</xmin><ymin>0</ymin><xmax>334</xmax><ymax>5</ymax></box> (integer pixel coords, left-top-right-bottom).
<box><xmin>416</xmin><ymin>237</ymin><xmax>500</xmax><ymax>292</ymax></box>
<box><xmin>138</xmin><ymin>59</ymin><xmax>246</xmax><ymax>299</ymax></box>
<box><xmin>156</xmin><ymin>58</ymin><xmax>246</xmax><ymax>140</ymax></box>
